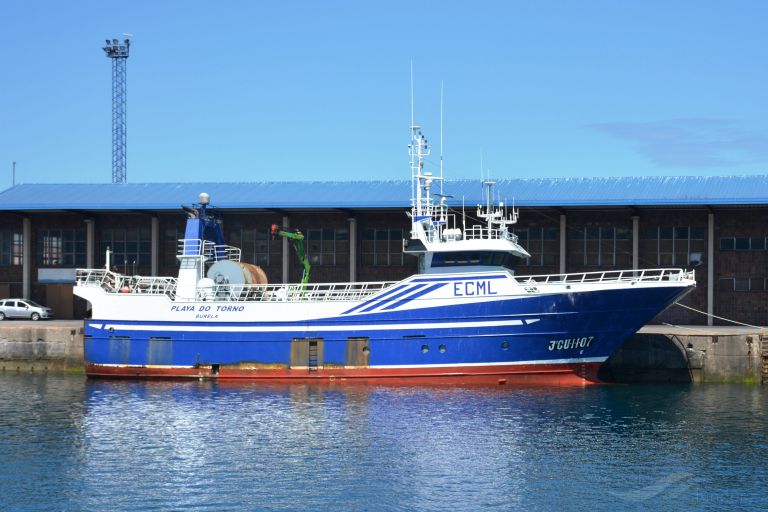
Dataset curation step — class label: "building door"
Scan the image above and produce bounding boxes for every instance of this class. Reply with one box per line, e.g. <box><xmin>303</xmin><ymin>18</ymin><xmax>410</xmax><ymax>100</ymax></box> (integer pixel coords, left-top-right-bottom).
<box><xmin>45</xmin><ymin>284</ymin><xmax>74</xmax><ymax>319</ymax></box>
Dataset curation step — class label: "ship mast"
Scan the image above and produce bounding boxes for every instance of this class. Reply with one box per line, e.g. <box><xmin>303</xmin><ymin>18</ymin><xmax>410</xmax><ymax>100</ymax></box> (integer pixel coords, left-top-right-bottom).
<box><xmin>409</xmin><ymin>125</ymin><xmax>433</xmax><ymax>218</ymax></box>
<box><xmin>477</xmin><ymin>180</ymin><xmax>519</xmax><ymax>239</ymax></box>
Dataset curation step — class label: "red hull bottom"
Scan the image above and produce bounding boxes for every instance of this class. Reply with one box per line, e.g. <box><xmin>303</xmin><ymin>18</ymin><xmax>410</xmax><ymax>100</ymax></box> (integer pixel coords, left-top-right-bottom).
<box><xmin>85</xmin><ymin>362</ymin><xmax>605</xmax><ymax>386</ymax></box>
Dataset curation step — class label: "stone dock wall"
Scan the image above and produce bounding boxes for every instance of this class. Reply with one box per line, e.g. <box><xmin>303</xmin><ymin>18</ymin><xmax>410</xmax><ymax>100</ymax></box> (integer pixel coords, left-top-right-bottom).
<box><xmin>0</xmin><ymin>322</ymin><xmax>766</xmax><ymax>383</ymax></box>
<box><xmin>602</xmin><ymin>326</ymin><xmax>767</xmax><ymax>384</ymax></box>
<box><xmin>0</xmin><ymin>322</ymin><xmax>84</xmax><ymax>373</ymax></box>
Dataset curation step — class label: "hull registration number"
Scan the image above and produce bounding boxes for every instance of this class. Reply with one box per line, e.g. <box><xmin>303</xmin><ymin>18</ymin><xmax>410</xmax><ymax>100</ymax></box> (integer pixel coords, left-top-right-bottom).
<box><xmin>548</xmin><ymin>336</ymin><xmax>594</xmax><ymax>351</ymax></box>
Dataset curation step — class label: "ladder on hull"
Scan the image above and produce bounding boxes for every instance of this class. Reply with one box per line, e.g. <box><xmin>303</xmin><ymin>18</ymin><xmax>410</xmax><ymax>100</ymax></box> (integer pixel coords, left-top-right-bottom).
<box><xmin>308</xmin><ymin>340</ymin><xmax>319</xmax><ymax>373</ymax></box>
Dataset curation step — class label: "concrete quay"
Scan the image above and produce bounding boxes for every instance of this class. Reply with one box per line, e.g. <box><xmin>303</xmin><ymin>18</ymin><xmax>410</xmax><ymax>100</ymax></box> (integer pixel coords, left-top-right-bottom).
<box><xmin>0</xmin><ymin>320</ymin><xmax>84</xmax><ymax>373</ymax></box>
<box><xmin>602</xmin><ymin>325</ymin><xmax>767</xmax><ymax>384</ymax></box>
<box><xmin>0</xmin><ymin>321</ymin><xmax>765</xmax><ymax>383</ymax></box>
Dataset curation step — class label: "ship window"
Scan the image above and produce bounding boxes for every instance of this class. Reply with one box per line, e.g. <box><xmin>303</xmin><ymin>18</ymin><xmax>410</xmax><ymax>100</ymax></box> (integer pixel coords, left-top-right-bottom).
<box><xmin>501</xmin><ymin>341</ymin><xmax>510</xmax><ymax>350</ymax></box>
<box><xmin>439</xmin><ymin>344</ymin><xmax>447</xmax><ymax>353</ymax></box>
<box><xmin>431</xmin><ymin>251</ymin><xmax>521</xmax><ymax>270</ymax></box>
<box><xmin>421</xmin><ymin>344</ymin><xmax>429</xmax><ymax>353</ymax></box>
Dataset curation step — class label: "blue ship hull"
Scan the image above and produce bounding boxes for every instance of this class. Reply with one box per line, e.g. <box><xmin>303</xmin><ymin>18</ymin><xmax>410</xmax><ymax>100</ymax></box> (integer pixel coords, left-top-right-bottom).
<box><xmin>83</xmin><ymin>284</ymin><xmax>691</xmax><ymax>384</ymax></box>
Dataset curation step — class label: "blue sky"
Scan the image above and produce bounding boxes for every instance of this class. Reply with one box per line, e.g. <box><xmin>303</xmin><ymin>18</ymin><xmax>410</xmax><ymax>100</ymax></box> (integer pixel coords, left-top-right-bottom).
<box><xmin>1</xmin><ymin>1</ymin><xmax>767</xmax><ymax>187</ymax></box>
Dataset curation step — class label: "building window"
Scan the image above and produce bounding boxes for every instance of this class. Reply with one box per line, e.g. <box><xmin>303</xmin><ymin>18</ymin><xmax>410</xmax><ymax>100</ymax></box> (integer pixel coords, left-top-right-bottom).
<box><xmin>0</xmin><ymin>231</ymin><xmax>22</xmax><ymax>266</ymax></box>
<box><xmin>514</xmin><ymin>227</ymin><xmax>558</xmax><ymax>266</ymax></box>
<box><xmin>720</xmin><ymin>237</ymin><xmax>767</xmax><ymax>251</ymax></box>
<box><xmin>228</xmin><ymin>227</ymin><xmax>277</xmax><ymax>266</ymax></box>
<box><xmin>36</xmin><ymin>229</ymin><xmax>86</xmax><ymax>266</ymax></box>
<box><xmin>305</xmin><ymin>228</ymin><xmax>349</xmax><ymax>266</ymax></box>
<box><xmin>570</xmin><ymin>226</ymin><xmax>631</xmax><ymax>266</ymax></box>
<box><xmin>362</xmin><ymin>228</ymin><xmax>403</xmax><ymax>266</ymax></box>
<box><xmin>642</xmin><ymin>226</ymin><xmax>705</xmax><ymax>266</ymax></box>
<box><xmin>162</xmin><ymin>228</ymin><xmax>182</xmax><ymax>267</ymax></box>
<box><xmin>718</xmin><ymin>277</ymin><xmax>766</xmax><ymax>292</ymax></box>
<box><xmin>99</xmin><ymin>228</ymin><xmax>151</xmax><ymax>268</ymax></box>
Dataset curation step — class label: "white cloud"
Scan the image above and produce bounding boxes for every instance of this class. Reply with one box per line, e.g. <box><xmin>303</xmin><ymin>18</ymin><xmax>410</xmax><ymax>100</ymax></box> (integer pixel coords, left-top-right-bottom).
<box><xmin>589</xmin><ymin>119</ymin><xmax>768</xmax><ymax>168</ymax></box>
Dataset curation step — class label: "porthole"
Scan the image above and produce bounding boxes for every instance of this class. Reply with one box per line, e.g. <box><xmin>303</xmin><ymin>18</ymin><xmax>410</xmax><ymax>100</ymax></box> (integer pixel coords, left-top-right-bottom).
<box><xmin>421</xmin><ymin>344</ymin><xmax>429</xmax><ymax>353</ymax></box>
<box><xmin>439</xmin><ymin>344</ymin><xmax>447</xmax><ymax>353</ymax></box>
<box><xmin>363</xmin><ymin>346</ymin><xmax>370</xmax><ymax>354</ymax></box>
<box><xmin>501</xmin><ymin>341</ymin><xmax>510</xmax><ymax>350</ymax></box>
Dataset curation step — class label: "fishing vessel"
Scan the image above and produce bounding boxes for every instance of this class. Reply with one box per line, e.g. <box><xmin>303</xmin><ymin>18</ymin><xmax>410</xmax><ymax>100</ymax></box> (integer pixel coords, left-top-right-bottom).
<box><xmin>74</xmin><ymin>126</ymin><xmax>696</xmax><ymax>384</ymax></box>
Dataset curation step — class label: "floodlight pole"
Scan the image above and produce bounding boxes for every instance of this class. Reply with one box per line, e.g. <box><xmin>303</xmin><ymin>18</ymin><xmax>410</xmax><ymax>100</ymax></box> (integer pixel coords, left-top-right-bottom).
<box><xmin>103</xmin><ymin>37</ymin><xmax>130</xmax><ymax>184</ymax></box>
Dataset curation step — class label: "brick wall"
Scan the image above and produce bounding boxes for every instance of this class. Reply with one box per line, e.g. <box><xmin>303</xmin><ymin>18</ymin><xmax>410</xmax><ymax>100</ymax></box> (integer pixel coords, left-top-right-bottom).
<box><xmin>636</xmin><ymin>209</ymin><xmax>708</xmax><ymax>325</ymax></box>
<box><xmin>356</xmin><ymin>210</ymin><xmax>417</xmax><ymax>282</ymax></box>
<box><xmin>713</xmin><ymin>208</ymin><xmax>768</xmax><ymax>326</ymax></box>
<box><xmin>511</xmin><ymin>208</ymin><xmax>560</xmax><ymax>277</ymax></box>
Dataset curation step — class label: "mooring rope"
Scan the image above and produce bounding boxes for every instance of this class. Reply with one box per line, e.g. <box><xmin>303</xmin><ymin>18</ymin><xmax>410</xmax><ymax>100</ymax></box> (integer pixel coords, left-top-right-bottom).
<box><xmin>673</xmin><ymin>302</ymin><xmax>763</xmax><ymax>331</ymax></box>
<box><xmin>658</xmin><ymin>322</ymin><xmax>721</xmax><ymax>335</ymax></box>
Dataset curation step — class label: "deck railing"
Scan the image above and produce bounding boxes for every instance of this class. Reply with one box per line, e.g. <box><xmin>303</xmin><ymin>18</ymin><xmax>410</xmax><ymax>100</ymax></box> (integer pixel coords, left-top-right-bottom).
<box><xmin>514</xmin><ymin>268</ymin><xmax>695</xmax><ymax>285</ymax></box>
<box><xmin>196</xmin><ymin>281</ymin><xmax>397</xmax><ymax>302</ymax></box>
<box><xmin>76</xmin><ymin>269</ymin><xmax>179</xmax><ymax>297</ymax></box>
<box><xmin>76</xmin><ymin>268</ymin><xmax>395</xmax><ymax>303</ymax></box>
<box><xmin>177</xmin><ymin>239</ymin><xmax>241</xmax><ymax>262</ymax></box>
<box><xmin>76</xmin><ymin>267</ymin><xmax>693</xmax><ymax>303</ymax></box>
<box><xmin>462</xmin><ymin>225</ymin><xmax>518</xmax><ymax>242</ymax></box>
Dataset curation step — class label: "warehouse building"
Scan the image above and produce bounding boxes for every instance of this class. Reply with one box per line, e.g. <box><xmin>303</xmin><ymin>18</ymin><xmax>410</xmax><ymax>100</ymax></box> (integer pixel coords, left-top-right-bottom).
<box><xmin>0</xmin><ymin>176</ymin><xmax>766</xmax><ymax>325</ymax></box>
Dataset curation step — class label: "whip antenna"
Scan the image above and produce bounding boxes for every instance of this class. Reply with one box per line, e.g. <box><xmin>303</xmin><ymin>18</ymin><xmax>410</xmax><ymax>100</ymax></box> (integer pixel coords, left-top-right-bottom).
<box><xmin>440</xmin><ymin>81</ymin><xmax>444</xmax><ymax>196</ymax></box>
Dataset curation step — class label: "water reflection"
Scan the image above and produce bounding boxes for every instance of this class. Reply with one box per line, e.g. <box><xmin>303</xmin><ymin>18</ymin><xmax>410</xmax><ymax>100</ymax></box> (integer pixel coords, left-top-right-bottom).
<box><xmin>0</xmin><ymin>376</ymin><xmax>766</xmax><ymax>511</ymax></box>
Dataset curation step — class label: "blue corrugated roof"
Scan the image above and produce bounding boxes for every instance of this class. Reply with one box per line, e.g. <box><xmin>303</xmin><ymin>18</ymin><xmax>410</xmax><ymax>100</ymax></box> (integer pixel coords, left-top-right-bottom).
<box><xmin>0</xmin><ymin>175</ymin><xmax>767</xmax><ymax>210</ymax></box>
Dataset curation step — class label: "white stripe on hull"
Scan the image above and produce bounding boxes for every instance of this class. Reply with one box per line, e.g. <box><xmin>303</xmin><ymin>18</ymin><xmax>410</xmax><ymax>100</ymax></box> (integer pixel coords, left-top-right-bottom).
<box><xmin>95</xmin><ymin>318</ymin><xmax>536</xmax><ymax>332</ymax></box>
<box><xmin>89</xmin><ymin>357</ymin><xmax>607</xmax><ymax>369</ymax></box>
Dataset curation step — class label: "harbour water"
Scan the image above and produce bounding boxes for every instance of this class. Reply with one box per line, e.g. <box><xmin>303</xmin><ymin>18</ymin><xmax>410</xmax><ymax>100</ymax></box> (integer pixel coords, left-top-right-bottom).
<box><xmin>1</xmin><ymin>375</ymin><xmax>766</xmax><ymax>511</ymax></box>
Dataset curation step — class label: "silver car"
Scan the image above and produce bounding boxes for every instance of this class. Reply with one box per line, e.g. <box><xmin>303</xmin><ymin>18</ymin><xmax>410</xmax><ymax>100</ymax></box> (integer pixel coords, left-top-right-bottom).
<box><xmin>0</xmin><ymin>299</ymin><xmax>54</xmax><ymax>321</ymax></box>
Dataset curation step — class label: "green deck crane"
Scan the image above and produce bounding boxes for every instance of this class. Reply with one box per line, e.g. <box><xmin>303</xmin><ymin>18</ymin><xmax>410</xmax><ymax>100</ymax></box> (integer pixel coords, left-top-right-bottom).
<box><xmin>270</xmin><ymin>224</ymin><xmax>311</xmax><ymax>290</ymax></box>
